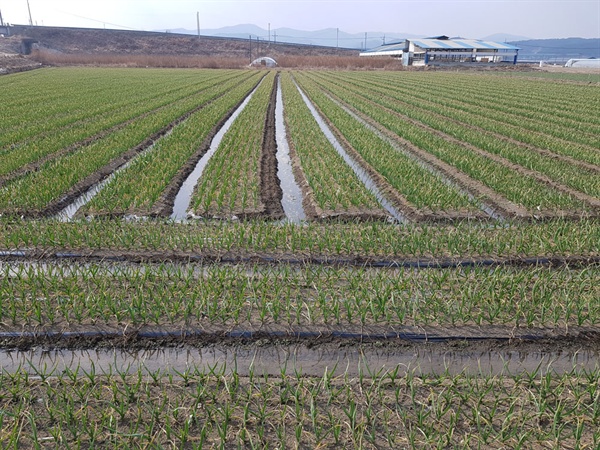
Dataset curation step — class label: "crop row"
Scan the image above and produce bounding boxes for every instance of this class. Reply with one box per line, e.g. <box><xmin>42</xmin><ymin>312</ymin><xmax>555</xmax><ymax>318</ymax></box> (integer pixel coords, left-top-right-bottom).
<box><xmin>328</xmin><ymin>71</ymin><xmax>600</xmax><ymax>166</ymax></box>
<box><xmin>190</xmin><ymin>72</ymin><xmax>277</xmax><ymax>218</ymax></box>
<box><xmin>0</xmin><ymin>72</ymin><xmax>256</xmax><ymax>215</ymax></box>
<box><xmin>0</xmin><ymin>70</ymin><xmax>247</xmax><ymax>179</ymax></box>
<box><xmin>2</xmin><ymin>363</ymin><xmax>599</xmax><ymax>448</ymax></box>
<box><xmin>79</xmin><ymin>72</ymin><xmax>263</xmax><ymax>217</ymax></box>
<box><xmin>311</xmin><ymin>72</ymin><xmax>600</xmax><ymax>200</ymax></box>
<box><xmin>1</xmin><ymin>218</ymin><xmax>597</xmax><ymax>261</ymax></box>
<box><xmin>294</xmin><ymin>73</ymin><xmax>483</xmax><ymax>217</ymax></box>
<box><xmin>385</xmin><ymin>71</ymin><xmax>600</xmax><ymax>128</ymax></box>
<box><xmin>302</xmin><ymin>72</ymin><xmax>586</xmax><ymax>216</ymax></box>
<box><xmin>0</xmin><ymin>262</ymin><xmax>598</xmax><ymax>328</ymax></box>
<box><xmin>335</xmin><ymin>71</ymin><xmax>600</xmax><ymax>151</ymax></box>
<box><xmin>0</xmin><ymin>68</ymin><xmax>228</xmax><ymax>146</ymax></box>
<box><xmin>280</xmin><ymin>73</ymin><xmax>384</xmax><ymax>218</ymax></box>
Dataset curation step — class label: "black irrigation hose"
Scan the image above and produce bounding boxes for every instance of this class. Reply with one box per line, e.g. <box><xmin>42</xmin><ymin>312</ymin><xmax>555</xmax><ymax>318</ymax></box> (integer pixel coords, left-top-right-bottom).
<box><xmin>1</xmin><ymin>250</ymin><xmax>599</xmax><ymax>269</ymax></box>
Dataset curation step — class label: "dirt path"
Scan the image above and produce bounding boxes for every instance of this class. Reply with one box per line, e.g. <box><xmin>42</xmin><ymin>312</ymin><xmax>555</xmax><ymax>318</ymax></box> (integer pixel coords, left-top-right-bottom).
<box><xmin>259</xmin><ymin>72</ymin><xmax>285</xmax><ymax>219</ymax></box>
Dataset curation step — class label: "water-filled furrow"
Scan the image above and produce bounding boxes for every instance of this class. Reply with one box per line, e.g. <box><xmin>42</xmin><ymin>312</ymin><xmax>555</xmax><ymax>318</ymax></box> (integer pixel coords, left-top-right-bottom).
<box><xmin>170</xmin><ymin>81</ymin><xmax>263</xmax><ymax>221</ymax></box>
<box><xmin>295</xmin><ymin>82</ymin><xmax>407</xmax><ymax>224</ymax></box>
<box><xmin>275</xmin><ymin>78</ymin><xmax>306</xmax><ymax>223</ymax></box>
<box><xmin>54</xmin><ymin>129</ymin><xmax>174</xmax><ymax>222</ymax></box>
<box><xmin>1</xmin><ymin>345</ymin><xmax>597</xmax><ymax>377</ymax></box>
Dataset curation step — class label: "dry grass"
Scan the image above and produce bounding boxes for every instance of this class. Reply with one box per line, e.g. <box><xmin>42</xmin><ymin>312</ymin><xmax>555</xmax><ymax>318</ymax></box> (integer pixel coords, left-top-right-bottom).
<box><xmin>277</xmin><ymin>55</ymin><xmax>404</xmax><ymax>70</ymax></box>
<box><xmin>30</xmin><ymin>49</ymin><xmax>249</xmax><ymax>69</ymax></box>
<box><xmin>29</xmin><ymin>49</ymin><xmax>406</xmax><ymax>70</ymax></box>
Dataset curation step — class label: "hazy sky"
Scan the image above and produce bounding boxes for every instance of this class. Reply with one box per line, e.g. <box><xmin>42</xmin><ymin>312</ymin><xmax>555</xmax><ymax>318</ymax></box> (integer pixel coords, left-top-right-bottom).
<box><xmin>1</xmin><ymin>0</ymin><xmax>598</xmax><ymax>39</ymax></box>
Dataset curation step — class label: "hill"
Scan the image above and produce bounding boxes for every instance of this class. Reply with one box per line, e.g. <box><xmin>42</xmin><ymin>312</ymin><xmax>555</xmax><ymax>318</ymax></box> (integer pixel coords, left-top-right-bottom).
<box><xmin>3</xmin><ymin>25</ymin><xmax>359</xmax><ymax>60</ymax></box>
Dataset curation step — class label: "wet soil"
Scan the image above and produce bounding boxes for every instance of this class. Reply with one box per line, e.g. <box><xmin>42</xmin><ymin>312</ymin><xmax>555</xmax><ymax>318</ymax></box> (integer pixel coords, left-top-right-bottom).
<box><xmin>259</xmin><ymin>73</ymin><xmax>286</xmax><ymax>220</ymax></box>
<box><xmin>1</xmin><ymin>325</ymin><xmax>599</xmax><ymax>376</ymax></box>
<box><xmin>1</xmin><ymin>249</ymin><xmax>598</xmax><ymax>269</ymax></box>
<box><xmin>2</xmin><ymin>338</ymin><xmax>599</xmax><ymax>377</ymax></box>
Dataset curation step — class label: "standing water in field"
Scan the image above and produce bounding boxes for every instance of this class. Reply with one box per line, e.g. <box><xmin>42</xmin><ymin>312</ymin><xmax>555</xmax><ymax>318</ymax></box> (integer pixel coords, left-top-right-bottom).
<box><xmin>170</xmin><ymin>82</ymin><xmax>261</xmax><ymax>221</ymax></box>
<box><xmin>53</xmin><ymin>131</ymin><xmax>169</xmax><ymax>222</ymax></box>
<box><xmin>275</xmin><ymin>79</ymin><xmax>306</xmax><ymax>223</ymax></box>
<box><xmin>295</xmin><ymin>83</ymin><xmax>407</xmax><ymax>224</ymax></box>
<box><xmin>1</xmin><ymin>344</ymin><xmax>598</xmax><ymax>377</ymax></box>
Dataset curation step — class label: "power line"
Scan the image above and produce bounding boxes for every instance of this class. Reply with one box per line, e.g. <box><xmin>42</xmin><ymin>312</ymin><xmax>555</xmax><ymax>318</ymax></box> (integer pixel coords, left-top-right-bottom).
<box><xmin>53</xmin><ymin>9</ymin><xmax>138</xmax><ymax>31</ymax></box>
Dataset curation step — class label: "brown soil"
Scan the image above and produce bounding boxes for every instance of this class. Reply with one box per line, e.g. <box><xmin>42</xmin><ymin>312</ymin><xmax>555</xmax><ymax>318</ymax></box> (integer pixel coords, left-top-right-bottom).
<box><xmin>1</xmin><ymin>249</ymin><xmax>598</xmax><ymax>269</ymax></box>
<box><xmin>0</xmin><ymin>53</ymin><xmax>41</xmax><ymax>74</ymax></box>
<box><xmin>259</xmin><ymin>72</ymin><xmax>285</xmax><ymax>219</ymax></box>
<box><xmin>8</xmin><ymin>25</ymin><xmax>358</xmax><ymax>60</ymax></box>
<box><xmin>1</xmin><ymin>323</ymin><xmax>600</xmax><ymax>353</ymax></box>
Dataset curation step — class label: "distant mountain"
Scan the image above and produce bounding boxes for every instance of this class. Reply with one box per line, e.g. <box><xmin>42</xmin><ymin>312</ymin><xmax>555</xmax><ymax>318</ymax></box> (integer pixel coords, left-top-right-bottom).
<box><xmin>166</xmin><ymin>24</ymin><xmax>421</xmax><ymax>49</ymax></box>
<box><xmin>510</xmin><ymin>38</ymin><xmax>600</xmax><ymax>61</ymax></box>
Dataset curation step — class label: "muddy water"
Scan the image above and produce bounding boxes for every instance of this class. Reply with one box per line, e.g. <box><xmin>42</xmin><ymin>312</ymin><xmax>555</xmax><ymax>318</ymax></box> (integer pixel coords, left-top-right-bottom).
<box><xmin>1</xmin><ymin>345</ymin><xmax>597</xmax><ymax>377</ymax></box>
<box><xmin>327</xmin><ymin>94</ymin><xmax>505</xmax><ymax>221</ymax></box>
<box><xmin>295</xmin><ymin>83</ymin><xmax>407</xmax><ymax>224</ymax></box>
<box><xmin>275</xmin><ymin>79</ymin><xmax>306</xmax><ymax>223</ymax></box>
<box><xmin>170</xmin><ymin>82</ymin><xmax>262</xmax><ymax>221</ymax></box>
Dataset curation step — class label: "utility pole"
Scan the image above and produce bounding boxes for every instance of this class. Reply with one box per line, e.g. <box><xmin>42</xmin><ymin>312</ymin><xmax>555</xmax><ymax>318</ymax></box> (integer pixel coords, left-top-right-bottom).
<box><xmin>383</xmin><ymin>34</ymin><xmax>386</xmax><ymax>45</ymax></box>
<box><xmin>364</xmin><ymin>32</ymin><xmax>367</xmax><ymax>50</ymax></box>
<box><xmin>249</xmin><ymin>34</ymin><xmax>252</xmax><ymax>61</ymax></box>
<box><xmin>0</xmin><ymin>8</ymin><xmax>4</xmax><ymax>27</ymax></box>
<box><xmin>336</xmin><ymin>28</ymin><xmax>339</xmax><ymax>48</ymax></box>
<box><xmin>268</xmin><ymin>23</ymin><xmax>270</xmax><ymax>43</ymax></box>
<box><xmin>26</xmin><ymin>0</ymin><xmax>33</xmax><ymax>26</ymax></box>
<box><xmin>197</xmin><ymin>11</ymin><xmax>200</xmax><ymax>38</ymax></box>
<box><xmin>273</xmin><ymin>31</ymin><xmax>277</xmax><ymax>43</ymax></box>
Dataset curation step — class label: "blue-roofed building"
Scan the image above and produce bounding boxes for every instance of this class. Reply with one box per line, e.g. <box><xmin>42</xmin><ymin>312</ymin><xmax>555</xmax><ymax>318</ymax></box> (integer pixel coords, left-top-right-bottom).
<box><xmin>360</xmin><ymin>36</ymin><xmax>520</xmax><ymax>66</ymax></box>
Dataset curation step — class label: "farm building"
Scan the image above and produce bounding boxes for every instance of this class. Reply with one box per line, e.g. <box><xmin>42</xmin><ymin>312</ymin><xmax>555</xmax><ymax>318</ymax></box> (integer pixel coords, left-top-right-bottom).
<box><xmin>360</xmin><ymin>36</ymin><xmax>520</xmax><ymax>66</ymax></box>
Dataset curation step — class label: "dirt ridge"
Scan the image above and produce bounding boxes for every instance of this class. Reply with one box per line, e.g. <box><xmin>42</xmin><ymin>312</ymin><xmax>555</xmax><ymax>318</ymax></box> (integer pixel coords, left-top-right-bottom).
<box><xmin>259</xmin><ymin>72</ymin><xmax>285</xmax><ymax>219</ymax></box>
<box><xmin>2</xmin><ymin>324</ymin><xmax>600</xmax><ymax>352</ymax></box>
<box><xmin>1</xmin><ymin>249</ymin><xmax>598</xmax><ymax>269</ymax></box>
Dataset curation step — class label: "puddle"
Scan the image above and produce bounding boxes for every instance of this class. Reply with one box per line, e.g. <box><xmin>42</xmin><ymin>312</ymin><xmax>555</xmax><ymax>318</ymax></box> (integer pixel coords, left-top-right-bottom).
<box><xmin>170</xmin><ymin>82</ymin><xmax>262</xmax><ymax>221</ymax></box>
<box><xmin>295</xmin><ymin>82</ymin><xmax>407</xmax><ymax>224</ymax></box>
<box><xmin>326</xmin><ymin>93</ymin><xmax>505</xmax><ymax>221</ymax></box>
<box><xmin>54</xmin><ymin>130</ymin><xmax>174</xmax><ymax>222</ymax></box>
<box><xmin>275</xmin><ymin>79</ymin><xmax>306</xmax><ymax>223</ymax></box>
<box><xmin>1</xmin><ymin>345</ymin><xmax>597</xmax><ymax>377</ymax></box>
